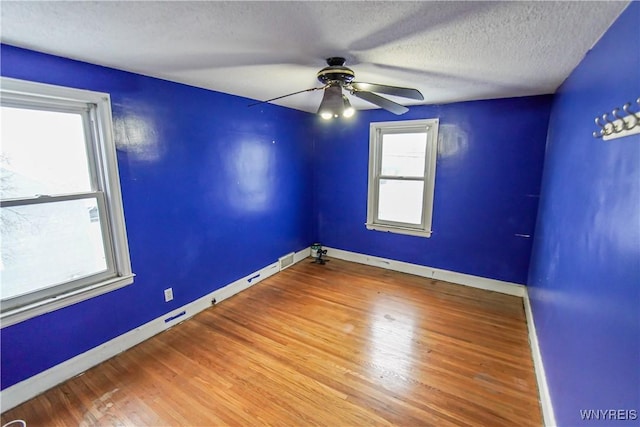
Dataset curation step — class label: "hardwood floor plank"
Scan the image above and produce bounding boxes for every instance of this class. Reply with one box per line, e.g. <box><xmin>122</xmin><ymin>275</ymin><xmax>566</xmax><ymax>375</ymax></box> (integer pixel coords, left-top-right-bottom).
<box><xmin>2</xmin><ymin>258</ymin><xmax>542</xmax><ymax>426</ymax></box>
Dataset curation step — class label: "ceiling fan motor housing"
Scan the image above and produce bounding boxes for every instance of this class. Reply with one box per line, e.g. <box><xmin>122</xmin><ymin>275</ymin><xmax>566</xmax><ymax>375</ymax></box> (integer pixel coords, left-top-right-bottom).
<box><xmin>317</xmin><ymin>57</ymin><xmax>355</xmax><ymax>86</ymax></box>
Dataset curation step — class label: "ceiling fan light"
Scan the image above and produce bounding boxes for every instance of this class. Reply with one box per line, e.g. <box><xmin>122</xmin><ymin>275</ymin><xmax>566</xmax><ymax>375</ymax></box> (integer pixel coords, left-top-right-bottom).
<box><xmin>342</xmin><ymin>96</ymin><xmax>355</xmax><ymax>118</ymax></box>
<box><xmin>317</xmin><ymin>84</ymin><xmax>344</xmax><ymax>118</ymax></box>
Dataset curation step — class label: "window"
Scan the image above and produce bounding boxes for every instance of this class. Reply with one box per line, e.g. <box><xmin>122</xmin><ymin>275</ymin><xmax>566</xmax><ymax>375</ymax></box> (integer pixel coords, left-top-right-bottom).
<box><xmin>0</xmin><ymin>77</ymin><xmax>133</xmax><ymax>327</ymax></box>
<box><xmin>366</xmin><ymin>119</ymin><xmax>439</xmax><ymax>237</ymax></box>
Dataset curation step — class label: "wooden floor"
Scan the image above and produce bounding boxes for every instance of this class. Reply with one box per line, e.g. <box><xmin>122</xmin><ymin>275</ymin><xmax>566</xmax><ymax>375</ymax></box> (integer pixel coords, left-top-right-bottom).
<box><xmin>2</xmin><ymin>258</ymin><xmax>542</xmax><ymax>426</ymax></box>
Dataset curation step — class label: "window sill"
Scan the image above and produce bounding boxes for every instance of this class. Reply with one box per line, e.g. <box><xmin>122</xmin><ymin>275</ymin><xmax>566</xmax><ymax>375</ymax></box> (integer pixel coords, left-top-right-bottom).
<box><xmin>1</xmin><ymin>274</ymin><xmax>135</xmax><ymax>328</ymax></box>
<box><xmin>365</xmin><ymin>223</ymin><xmax>432</xmax><ymax>238</ymax></box>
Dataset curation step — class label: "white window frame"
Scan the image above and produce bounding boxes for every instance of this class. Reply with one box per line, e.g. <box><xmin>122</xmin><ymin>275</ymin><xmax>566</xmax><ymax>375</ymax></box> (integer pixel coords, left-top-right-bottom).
<box><xmin>366</xmin><ymin>118</ymin><xmax>439</xmax><ymax>238</ymax></box>
<box><xmin>0</xmin><ymin>77</ymin><xmax>134</xmax><ymax>327</ymax></box>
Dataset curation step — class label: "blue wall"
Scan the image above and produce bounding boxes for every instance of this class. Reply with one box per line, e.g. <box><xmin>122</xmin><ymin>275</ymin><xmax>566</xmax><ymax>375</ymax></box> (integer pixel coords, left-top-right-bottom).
<box><xmin>528</xmin><ymin>3</ymin><xmax>640</xmax><ymax>425</ymax></box>
<box><xmin>314</xmin><ymin>96</ymin><xmax>552</xmax><ymax>285</ymax></box>
<box><xmin>0</xmin><ymin>45</ymin><xmax>316</xmax><ymax>389</ymax></box>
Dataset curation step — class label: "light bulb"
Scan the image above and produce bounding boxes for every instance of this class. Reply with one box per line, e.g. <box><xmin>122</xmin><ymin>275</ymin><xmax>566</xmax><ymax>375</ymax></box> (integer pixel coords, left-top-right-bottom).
<box><xmin>342</xmin><ymin>95</ymin><xmax>355</xmax><ymax>118</ymax></box>
<box><xmin>320</xmin><ymin>112</ymin><xmax>333</xmax><ymax>120</ymax></box>
<box><xmin>343</xmin><ymin>107</ymin><xmax>355</xmax><ymax>118</ymax></box>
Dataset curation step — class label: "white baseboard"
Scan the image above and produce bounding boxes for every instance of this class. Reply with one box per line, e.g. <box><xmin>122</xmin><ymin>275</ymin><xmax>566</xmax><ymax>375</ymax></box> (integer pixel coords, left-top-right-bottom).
<box><xmin>523</xmin><ymin>289</ymin><xmax>556</xmax><ymax>427</ymax></box>
<box><xmin>324</xmin><ymin>247</ymin><xmax>525</xmax><ymax>296</ymax></box>
<box><xmin>293</xmin><ymin>247</ymin><xmax>311</xmax><ymax>264</ymax></box>
<box><xmin>0</xmin><ymin>247</ymin><xmax>310</xmax><ymax>413</ymax></box>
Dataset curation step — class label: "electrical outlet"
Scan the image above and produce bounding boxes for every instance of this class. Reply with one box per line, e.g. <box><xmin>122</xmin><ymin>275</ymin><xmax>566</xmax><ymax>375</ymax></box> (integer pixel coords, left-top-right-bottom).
<box><xmin>164</xmin><ymin>288</ymin><xmax>174</xmax><ymax>302</ymax></box>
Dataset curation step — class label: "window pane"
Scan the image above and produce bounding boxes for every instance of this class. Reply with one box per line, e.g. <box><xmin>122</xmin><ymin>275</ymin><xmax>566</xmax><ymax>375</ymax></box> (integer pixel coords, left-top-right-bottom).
<box><xmin>0</xmin><ymin>106</ymin><xmax>92</xmax><ymax>199</ymax></box>
<box><xmin>380</xmin><ymin>132</ymin><xmax>427</xmax><ymax>177</ymax></box>
<box><xmin>0</xmin><ymin>198</ymin><xmax>108</xmax><ymax>301</ymax></box>
<box><xmin>377</xmin><ymin>179</ymin><xmax>424</xmax><ymax>224</ymax></box>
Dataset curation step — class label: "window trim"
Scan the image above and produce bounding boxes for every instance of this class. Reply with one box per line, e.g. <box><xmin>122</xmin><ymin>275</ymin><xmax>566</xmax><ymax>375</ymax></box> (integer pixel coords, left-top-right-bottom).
<box><xmin>366</xmin><ymin>118</ymin><xmax>439</xmax><ymax>238</ymax></box>
<box><xmin>0</xmin><ymin>77</ymin><xmax>134</xmax><ymax>327</ymax></box>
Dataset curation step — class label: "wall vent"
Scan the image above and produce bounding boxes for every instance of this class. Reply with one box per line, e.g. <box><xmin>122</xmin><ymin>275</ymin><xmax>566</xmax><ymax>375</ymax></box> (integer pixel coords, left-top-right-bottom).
<box><xmin>278</xmin><ymin>252</ymin><xmax>295</xmax><ymax>271</ymax></box>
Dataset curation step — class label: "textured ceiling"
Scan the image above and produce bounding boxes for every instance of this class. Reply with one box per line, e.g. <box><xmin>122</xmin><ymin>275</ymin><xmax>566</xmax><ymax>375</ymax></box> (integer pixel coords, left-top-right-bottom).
<box><xmin>0</xmin><ymin>1</ymin><xmax>630</xmax><ymax>113</ymax></box>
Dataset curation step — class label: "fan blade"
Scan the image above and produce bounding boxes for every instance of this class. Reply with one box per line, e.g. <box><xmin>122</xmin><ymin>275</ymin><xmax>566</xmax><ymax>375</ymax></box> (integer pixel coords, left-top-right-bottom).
<box><xmin>352</xmin><ymin>91</ymin><xmax>409</xmax><ymax>115</ymax></box>
<box><xmin>248</xmin><ymin>87</ymin><xmax>323</xmax><ymax>107</ymax></box>
<box><xmin>351</xmin><ymin>82</ymin><xmax>424</xmax><ymax>100</ymax></box>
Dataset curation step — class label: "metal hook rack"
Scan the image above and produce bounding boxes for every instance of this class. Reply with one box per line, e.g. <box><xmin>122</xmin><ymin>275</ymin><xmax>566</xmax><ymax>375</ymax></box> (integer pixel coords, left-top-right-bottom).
<box><xmin>593</xmin><ymin>97</ymin><xmax>640</xmax><ymax>140</ymax></box>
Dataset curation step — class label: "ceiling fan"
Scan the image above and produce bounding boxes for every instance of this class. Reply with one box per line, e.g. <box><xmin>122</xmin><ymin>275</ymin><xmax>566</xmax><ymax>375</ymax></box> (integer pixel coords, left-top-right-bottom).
<box><xmin>249</xmin><ymin>57</ymin><xmax>424</xmax><ymax>119</ymax></box>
